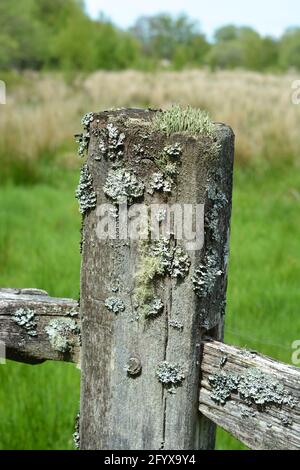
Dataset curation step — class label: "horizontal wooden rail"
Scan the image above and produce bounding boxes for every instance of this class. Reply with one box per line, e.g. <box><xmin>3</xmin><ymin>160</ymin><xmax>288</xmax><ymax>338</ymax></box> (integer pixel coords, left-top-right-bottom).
<box><xmin>0</xmin><ymin>288</ymin><xmax>80</xmax><ymax>364</ymax></box>
<box><xmin>199</xmin><ymin>340</ymin><xmax>300</xmax><ymax>450</ymax></box>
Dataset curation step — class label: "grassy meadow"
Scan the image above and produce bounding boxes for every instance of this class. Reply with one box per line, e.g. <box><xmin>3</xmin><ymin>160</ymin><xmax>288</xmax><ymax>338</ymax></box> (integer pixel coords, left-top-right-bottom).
<box><xmin>0</xmin><ymin>70</ymin><xmax>299</xmax><ymax>449</ymax></box>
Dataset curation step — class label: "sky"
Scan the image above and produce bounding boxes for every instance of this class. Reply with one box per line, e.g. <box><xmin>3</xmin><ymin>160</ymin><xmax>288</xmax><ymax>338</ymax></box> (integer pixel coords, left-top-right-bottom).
<box><xmin>85</xmin><ymin>0</ymin><xmax>300</xmax><ymax>38</ymax></box>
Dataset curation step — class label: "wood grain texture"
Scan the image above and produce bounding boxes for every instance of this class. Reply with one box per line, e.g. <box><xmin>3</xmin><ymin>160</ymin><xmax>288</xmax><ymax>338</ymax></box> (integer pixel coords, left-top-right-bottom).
<box><xmin>0</xmin><ymin>289</ymin><xmax>80</xmax><ymax>364</ymax></box>
<box><xmin>80</xmin><ymin>109</ymin><xmax>234</xmax><ymax>450</ymax></box>
<box><xmin>199</xmin><ymin>340</ymin><xmax>300</xmax><ymax>449</ymax></box>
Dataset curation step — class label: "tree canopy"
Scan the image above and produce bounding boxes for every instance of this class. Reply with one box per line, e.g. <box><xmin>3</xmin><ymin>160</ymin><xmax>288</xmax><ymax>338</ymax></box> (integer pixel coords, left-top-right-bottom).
<box><xmin>0</xmin><ymin>1</ymin><xmax>298</xmax><ymax>72</ymax></box>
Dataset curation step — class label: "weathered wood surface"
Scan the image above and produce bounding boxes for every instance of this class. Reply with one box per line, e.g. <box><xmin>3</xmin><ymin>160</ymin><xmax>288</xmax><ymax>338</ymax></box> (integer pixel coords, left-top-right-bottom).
<box><xmin>199</xmin><ymin>340</ymin><xmax>300</xmax><ymax>450</ymax></box>
<box><xmin>0</xmin><ymin>289</ymin><xmax>80</xmax><ymax>364</ymax></box>
<box><xmin>79</xmin><ymin>109</ymin><xmax>234</xmax><ymax>450</ymax></box>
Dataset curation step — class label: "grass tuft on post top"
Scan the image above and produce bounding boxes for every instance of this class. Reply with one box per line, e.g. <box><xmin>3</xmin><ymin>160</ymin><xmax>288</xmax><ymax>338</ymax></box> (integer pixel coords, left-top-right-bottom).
<box><xmin>152</xmin><ymin>104</ymin><xmax>215</xmax><ymax>137</ymax></box>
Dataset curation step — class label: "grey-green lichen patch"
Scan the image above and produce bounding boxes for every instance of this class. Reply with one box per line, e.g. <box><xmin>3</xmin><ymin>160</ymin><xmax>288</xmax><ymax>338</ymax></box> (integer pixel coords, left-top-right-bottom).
<box><xmin>73</xmin><ymin>412</ymin><xmax>80</xmax><ymax>450</ymax></box>
<box><xmin>134</xmin><ymin>239</ymin><xmax>190</xmax><ymax>315</ymax></box>
<box><xmin>149</xmin><ymin>143</ymin><xmax>182</xmax><ymax>195</ymax></box>
<box><xmin>209</xmin><ymin>370</ymin><xmax>239</xmax><ymax>405</ymax></box>
<box><xmin>134</xmin><ymin>254</ymin><xmax>164</xmax><ymax>307</ymax></box>
<box><xmin>94</xmin><ymin>122</ymin><xmax>125</xmax><ymax>162</ymax></box>
<box><xmin>81</xmin><ymin>112</ymin><xmax>94</xmax><ymax>130</ymax></box>
<box><xmin>107</xmin><ymin>123</ymin><xmax>125</xmax><ymax>160</ymax></box>
<box><xmin>45</xmin><ymin>318</ymin><xmax>79</xmax><ymax>353</ymax></box>
<box><xmin>169</xmin><ymin>319</ymin><xmax>183</xmax><ymax>331</ymax></box>
<box><xmin>148</xmin><ymin>172</ymin><xmax>172</xmax><ymax>194</ymax></box>
<box><xmin>150</xmin><ymin>238</ymin><xmax>190</xmax><ymax>279</ymax></box>
<box><xmin>209</xmin><ymin>368</ymin><xmax>296</xmax><ymax>410</ymax></box>
<box><xmin>156</xmin><ymin>361</ymin><xmax>185</xmax><ymax>387</ymax></box>
<box><xmin>219</xmin><ymin>355</ymin><xmax>228</xmax><ymax>368</ymax></box>
<box><xmin>75</xmin><ymin>112</ymin><xmax>94</xmax><ymax>158</ymax></box>
<box><xmin>205</xmin><ymin>180</ymin><xmax>228</xmax><ymax>242</ymax></box>
<box><xmin>142</xmin><ymin>298</ymin><xmax>164</xmax><ymax>319</ymax></box>
<box><xmin>104</xmin><ymin>297</ymin><xmax>125</xmax><ymax>315</ymax></box>
<box><xmin>75</xmin><ymin>163</ymin><xmax>97</xmax><ymax>214</ymax></box>
<box><xmin>192</xmin><ymin>249</ymin><xmax>222</xmax><ymax>298</ymax></box>
<box><xmin>12</xmin><ymin>308</ymin><xmax>37</xmax><ymax>337</ymax></box>
<box><xmin>104</xmin><ymin>168</ymin><xmax>144</xmax><ymax>204</ymax></box>
<box><xmin>156</xmin><ymin>208</ymin><xmax>167</xmax><ymax>223</ymax></box>
<box><xmin>75</xmin><ymin>133</ymin><xmax>90</xmax><ymax>158</ymax></box>
<box><xmin>152</xmin><ymin>105</ymin><xmax>215</xmax><ymax>137</ymax></box>
<box><xmin>163</xmin><ymin>143</ymin><xmax>182</xmax><ymax>159</ymax></box>
<box><xmin>171</xmin><ymin>246</ymin><xmax>191</xmax><ymax>278</ymax></box>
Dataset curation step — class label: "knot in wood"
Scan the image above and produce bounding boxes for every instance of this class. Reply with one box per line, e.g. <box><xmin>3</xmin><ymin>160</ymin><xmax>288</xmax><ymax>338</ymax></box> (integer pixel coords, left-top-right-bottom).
<box><xmin>127</xmin><ymin>356</ymin><xmax>142</xmax><ymax>377</ymax></box>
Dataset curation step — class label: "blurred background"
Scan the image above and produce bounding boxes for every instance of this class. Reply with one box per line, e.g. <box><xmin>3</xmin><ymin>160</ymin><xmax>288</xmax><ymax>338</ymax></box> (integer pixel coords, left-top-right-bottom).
<box><xmin>0</xmin><ymin>0</ymin><xmax>299</xmax><ymax>450</ymax></box>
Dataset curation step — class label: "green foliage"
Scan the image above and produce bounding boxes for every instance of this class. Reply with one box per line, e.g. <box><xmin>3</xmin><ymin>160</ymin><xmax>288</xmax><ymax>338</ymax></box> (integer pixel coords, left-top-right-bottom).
<box><xmin>208</xmin><ymin>25</ymin><xmax>279</xmax><ymax>71</ymax></box>
<box><xmin>279</xmin><ymin>28</ymin><xmax>300</xmax><ymax>70</ymax></box>
<box><xmin>131</xmin><ymin>13</ymin><xmax>209</xmax><ymax>68</ymax></box>
<box><xmin>93</xmin><ymin>20</ymin><xmax>142</xmax><ymax>70</ymax></box>
<box><xmin>0</xmin><ymin>3</ymin><xmax>298</xmax><ymax>72</ymax></box>
<box><xmin>53</xmin><ymin>12</ymin><xmax>97</xmax><ymax>71</ymax></box>
<box><xmin>0</xmin><ymin>0</ymin><xmax>48</xmax><ymax>69</ymax></box>
<box><xmin>0</xmin><ymin>174</ymin><xmax>81</xmax><ymax>449</ymax></box>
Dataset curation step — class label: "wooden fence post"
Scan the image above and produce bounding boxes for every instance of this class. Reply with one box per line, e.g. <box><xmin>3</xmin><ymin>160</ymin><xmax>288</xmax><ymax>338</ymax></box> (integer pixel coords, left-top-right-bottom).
<box><xmin>78</xmin><ymin>108</ymin><xmax>234</xmax><ymax>450</ymax></box>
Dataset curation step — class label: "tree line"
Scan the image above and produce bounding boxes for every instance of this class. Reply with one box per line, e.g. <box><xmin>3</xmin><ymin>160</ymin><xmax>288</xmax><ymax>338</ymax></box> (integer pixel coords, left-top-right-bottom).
<box><xmin>1</xmin><ymin>0</ymin><xmax>300</xmax><ymax>72</ymax></box>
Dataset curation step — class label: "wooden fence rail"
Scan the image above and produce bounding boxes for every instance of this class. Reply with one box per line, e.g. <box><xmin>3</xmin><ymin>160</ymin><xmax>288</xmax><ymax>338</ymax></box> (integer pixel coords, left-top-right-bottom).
<box><xmin>0</xmin><ymin>289</ymin><xmax>80</xmax><ymax>364</ymax></box>
<box><xmin>199</xmin><ymin>340</ymin><xmax>300</xmax><ymax>450</ymax></box>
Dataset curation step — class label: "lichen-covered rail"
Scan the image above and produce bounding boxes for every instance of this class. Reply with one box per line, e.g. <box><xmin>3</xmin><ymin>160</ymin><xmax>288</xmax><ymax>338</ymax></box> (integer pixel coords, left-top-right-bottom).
<box><xmin>0</xmin><ymin>288</ymin><xmax>80</xmax><ymax>364</ymax></box>
<box><xmin>199</xmin><ymin>340</ymin><xmax>300</xmax><ymax>450</ymax></box>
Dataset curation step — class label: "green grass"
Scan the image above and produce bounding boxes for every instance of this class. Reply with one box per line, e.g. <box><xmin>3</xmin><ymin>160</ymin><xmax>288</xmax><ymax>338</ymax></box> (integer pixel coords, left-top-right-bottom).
<box><xmin>0</xmin><ymin>162</ymin><xmax>299</xmax><ymax>449</ymax></box>
<box><xmin>0</xmin><ymin>170</ymin><xmax>81</xmax><ymax>450</ymax></box>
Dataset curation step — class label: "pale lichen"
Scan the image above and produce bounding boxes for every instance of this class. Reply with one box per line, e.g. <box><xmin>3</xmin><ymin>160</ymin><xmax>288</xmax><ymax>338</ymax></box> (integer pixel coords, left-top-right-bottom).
<box><xmin>209</xmin><ymin>368</ymin><xmax>296</xmax><ymax>410</ymax></box>
<box><xmin>12</xmin><ymin>308</ymin><xmax>37</xmax><ymax>337</ymax></box>
<box><xmin>163</xmin><ymin>143</ymin><xmax>182</xmax><ymax>159</ymax></box>
<box><xmin>142</xmin><ymin>298</ymin><xmax>164</xmax><ymax>319</ymax></box>
<box><xmin>95</xmin><ymin>123</ymin><xmax>125</xmax><ymax>162</ymax></box>
<box><xmin>104</xmin><ymin>168</ymin><xmax>144</xmax><ymax>204</ymax></box>
<box><xmin>73</xmin><ymin>412</ymin><xmax>80</xmax><ymax>450</ymax></box>
<box><xmin>104</xmin><ymin>297</ymin><xmax>125</xmax><ymax>315</ymax></box>
<box><xmin>171</xmin><ymin>245</ymin><xmax>191</xmax><ymax>278</ymax></box>
<box><xmin>106</xmin><ymin>123</ymin><xmax>125</xmax><ymax>160</ymax></box>
<box><xmin>169</xmin><ymin>319</ymin><xmax>184</xmax><ymax>331</ymax></box>
<box><xmin>75</xmin><ymin>133</ymin><xmax>90</xmax><ymax>158</ymax></box>
<box><xmin>45</xmin><ymin>318</ymin><xmax>79</xmax><ymax>353</ymax></box>
<box><xmin>75</xmin><ymin>163</ymin><xmax>97</xmax><ymax>214</ymax></box>
<box><xmin>192</xmin><ymin>249</ymin><xmax>222</xmax><ymax>297</ymax></box>
<box><xmin>134</xmin><ymin>254</ymin><xmax>165</xmax><ymax>306</ymax></box>
<box><xmin>75</xmin><ymin>112</ymin><xmax>94</xmax><ymax>157</ymax></box>
<box><xmin>149</xmin><ymin>142</ymin><xmax>182</xmax><ymax>194</ymax></box>
<box><xmin>156</xmin><ymin>361</ymin><xmax>185</xmax><ymax>387</ymax></box>
<box><xmin>149</xmin><ymin>238</ymin><xmax>190</xmax><ymax>279</ymax></box>
<box><xmin>205</xmin><ymin>180</ymin><xmax>228</xmax><ymax>242</ymax></box>
<box><xmin>81</xmin><ymin>112</ymin><xmax>94</xmax><ymax>130</ymax></box>
<box><xmin>134</xmin><ymin>239</ymin><xmax>190</xmax><ymax>314</ymax></box>
<box><xmin>148</xmin><ymin>172</ymin><xmax>172</xmax><ymax>194</ymax></box>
